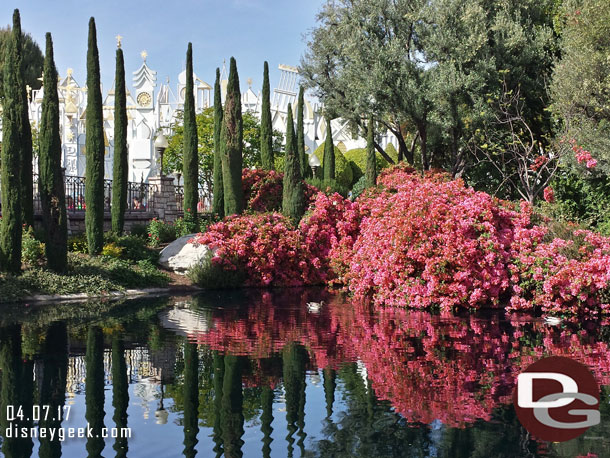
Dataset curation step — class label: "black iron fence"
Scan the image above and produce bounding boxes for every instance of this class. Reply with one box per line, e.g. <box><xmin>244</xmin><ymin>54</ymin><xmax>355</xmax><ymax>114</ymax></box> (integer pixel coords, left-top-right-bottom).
<box><xmin>32</xmin><ymin>174</ymin><xmax>158</xmax><ymax>214</ymax></box>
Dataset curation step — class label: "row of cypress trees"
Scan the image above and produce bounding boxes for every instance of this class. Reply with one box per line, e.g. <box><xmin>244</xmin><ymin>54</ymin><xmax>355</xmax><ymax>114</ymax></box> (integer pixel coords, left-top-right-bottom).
<box><xmin>0</xmin><ymin>13</ymin><xmax>133</xmax><ymax>273</ymax></box>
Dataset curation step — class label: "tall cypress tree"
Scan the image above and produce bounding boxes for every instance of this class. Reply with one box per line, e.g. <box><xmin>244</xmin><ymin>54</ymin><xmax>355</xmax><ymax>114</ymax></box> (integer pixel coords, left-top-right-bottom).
<box><xmin>182</xmin><ymin>43</ymin><xmax>198</xmax><ymax>223</ymax></box>
<box><xmin>365</xmin><ymin>115</ymin><xmax>377</xmax><ymax>187</ymax></box>
<box><xmin>323</xmin><ymin>117</ymin><xmax>335</xmax><ymax>181</ymax></box>
<box><xmin>282</xmin><ymin>103</ymin><xmax>305</xmax><ymax>224</ymax></box>
<box><xmin>38</xmin><ymin>33</ymin><xmax>68</xmax><ymax>272</ymax></box>
<box><xmin>221</xmin><ymin>57</ymin><xmax>244</xmax><ymax>215</ymax></box>
<box><xmin>111</xmin><ymin>46</ymin><xmax>128</xmax><ymax>234</ymax></box>
<box><xmin>260</xmin><ymin>61</ymin><xmax>274</xmax><ymax>170</ymax></box>
<box><xmin>13</xmin><ymin>11</ymin><xmax>34</xmax><ymax>228</ymax></box>
<box><xmin>212</xmin><ymin>67</ymin><xmax>224</xmax><ymax>218</ymax></box>
<box><xmin>0</xmin><ymin>9</ymin><xmax>23</xmax><ymax>273</ymax></box>
<box><xmin>212</xmin><ymin>351</ymin><xmax>225</xmax><ymax>458</ymax></box>
<box><xmin>296</xmin><ymin>86</ymin><xmax>309</xmax><ymax>178</ymax></box>
<box><xmin>85</xmin><ymin>17</ymin><xmax>105</xmax><ymax>255</ymax></box>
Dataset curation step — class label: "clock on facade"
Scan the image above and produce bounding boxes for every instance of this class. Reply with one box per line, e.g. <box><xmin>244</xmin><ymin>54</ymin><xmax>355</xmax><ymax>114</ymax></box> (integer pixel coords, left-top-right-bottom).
<box><xmin>137</xmin><ymin>91</ymin><xmax>152</xmax><ymax>107</ymax></box>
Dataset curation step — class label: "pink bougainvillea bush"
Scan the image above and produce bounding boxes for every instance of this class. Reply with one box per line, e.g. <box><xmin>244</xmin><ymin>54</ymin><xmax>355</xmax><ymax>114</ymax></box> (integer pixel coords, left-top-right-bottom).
<box><xmin>242</xmin><ymin>168</ymin><xmax>318</xmax><ymax>212</ymax></box>
<box><xmin>331</xmin><ymin>165</ymin><xmax>610</xmax><ymax>315</ymax></box>
<box><xmin>191</xmin><ymin>212</ymin><xmax>327</xmax><ymax>287</ymax></box>
<box><xmin>193</xmin><ymin>165</ymin><xmax>610</xmax><ymax>315</ymax></box>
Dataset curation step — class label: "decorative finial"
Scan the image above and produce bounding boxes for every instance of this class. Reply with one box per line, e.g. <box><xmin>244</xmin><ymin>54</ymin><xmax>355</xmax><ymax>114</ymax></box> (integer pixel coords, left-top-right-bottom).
<box><xmin>166</xmin><ymin>76</ymin><xmax>170</xmax><ymax>84</ymax></box>
<box><xmin>26</xmin><ymin>85</ymin><xmax>31</xmax><ymax>101</ymax></box>
<box><xmin>247</xmin><ymin>77</ymin><xmax>253</xmax><ymax>88</ymax></box>
<box><xmin>37</xmin><ymin>72</ymin><xmax>44</xmax><ymax>83</ymax></box>
<box><xmin>116</xmin><ymin>34</ymin><xmax>123</xmax><ymax>48</ymax></box>
<box><xmin>67</xmin><ymin>68</ymin><xmax>73</xmax><ymax>77</ymax></box>
<box><xmin>141</xmin><ymin>50</ymin><xmax>148</xmax><ymax>62</ymax></box>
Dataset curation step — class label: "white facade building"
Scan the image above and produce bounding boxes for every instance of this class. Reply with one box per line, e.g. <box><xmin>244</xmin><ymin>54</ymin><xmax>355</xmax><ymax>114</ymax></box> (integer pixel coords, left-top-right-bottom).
<box><xmin>18</xmin><ymin>55</ymin><xmax>397</xmax><ymax>184</ymax></box>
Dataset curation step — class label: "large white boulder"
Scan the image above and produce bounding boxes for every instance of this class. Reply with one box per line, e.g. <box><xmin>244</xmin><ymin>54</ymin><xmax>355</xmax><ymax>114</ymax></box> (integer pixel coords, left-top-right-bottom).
<box><xmin>158</xmin><ymin>234</ymin><xmax>210</xmax><ymax>272</ymax></box>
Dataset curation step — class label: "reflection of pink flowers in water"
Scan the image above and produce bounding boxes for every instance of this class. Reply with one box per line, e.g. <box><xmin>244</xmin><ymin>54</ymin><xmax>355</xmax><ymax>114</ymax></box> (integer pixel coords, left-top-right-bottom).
<box><xmin>187</xmin><ymin>291</ymin><xmax>610</xmax><ymax>428</ymax></box>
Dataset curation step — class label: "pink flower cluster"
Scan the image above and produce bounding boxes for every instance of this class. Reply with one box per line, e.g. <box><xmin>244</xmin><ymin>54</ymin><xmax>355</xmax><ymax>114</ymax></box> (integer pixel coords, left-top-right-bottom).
<box><xmin>242</xmin><ymin>168</ymin><xmax>318</xmax><ymax>212</ymax></box>
<box><xmin>543</xmin><ymin>186</ymin><xmax>555</xmax><ymax>203</ymax></box>
<box><xmin>193</xmin><ymin>165</ymin><xmax>610</xmax><ymax>315</ymax></box>
<box><xmin>192</xmin><ymin>212</ymin><xmax>327</xmax><ymax>286</ymax></box>
<box><xmin>333</xmin><ymin>165</ymin><xmax>610</xmax><ymax>315</ymax></box>
<box><xmin>571</xmin><ymin>139</ymin><xmax>598</xmax><ymax>169</ymax></box>
<box><xmin>336</xmin><ymin>165</ymin><xmax>521</xmax><ymax>311</ymax></box>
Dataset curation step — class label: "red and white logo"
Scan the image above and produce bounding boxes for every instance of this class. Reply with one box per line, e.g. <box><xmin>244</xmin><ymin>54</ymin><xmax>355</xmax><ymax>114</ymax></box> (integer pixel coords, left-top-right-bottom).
<box><xmin>513</xmin><ymin>356</ymin><xmax>600</xmax><ymax>442</ymax></box>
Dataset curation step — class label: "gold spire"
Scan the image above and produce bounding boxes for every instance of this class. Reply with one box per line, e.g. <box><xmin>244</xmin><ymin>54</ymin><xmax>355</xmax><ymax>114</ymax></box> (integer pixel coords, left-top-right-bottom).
<box><xmin>247</xmin><ymin>77</ymin><xmax>253</xmax><ymax>88</ymax></box>
<box><xmin>141</xmin><ymin>50</ymin><xmax>148</xmax><ymax>62</ymax></box>
<box><xmin>116</xmin><ymin>34</ymin><xmax>123</xmax><ymax>48</ymax></box>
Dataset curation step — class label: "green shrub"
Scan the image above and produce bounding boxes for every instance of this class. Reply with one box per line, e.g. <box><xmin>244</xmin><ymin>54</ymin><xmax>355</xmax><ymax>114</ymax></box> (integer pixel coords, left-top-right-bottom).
<box><xmin>101</xmin><ymin>242</ymin><xmax>123</xmax><ymax>258</ymax></box>
<box><xmin>22</xmin><ymin>226</ymin><xmax>44</xmax><ymax>266</ymax></box>
<box><xmin>147</xmin><ymin>219</ymin><xmax>176</xmax><ymax>247</ymax></box>
<box><xmin>187</xmin><ymin>250</ymin><xmax>245</xmax><ymax>289</ymax></box>
<box><xmin>305</xmin><ymin>177</ymin><xmax>349</xmax><ymax>198</ymax></box>
<box><xmin>104</xmin><ymin>233</ymin><xmax>159</xmax><ymax>263</ymax></box>
<box><xmin>351</xmin><ymin>175</ymin><xmax>368</xmax><ymax>200</ymax></box>
<box><xmin>344</xmin><ymin>147</ymin><xmax>394</xmax><ymax>174</ymax></box>
<box><xmin>313</xmin><ymin>144</ymin><xmax>354</xmax><ymax>188</ymax></box>
<box><xmin>129</xmin><ymin>223</ymin><xmax>149</xmax><ymax>238</ymax></box>
<box><xmin>68</xmin><ymin>233</ymin><xmax>89</xmax><ymax>253</ymax></box>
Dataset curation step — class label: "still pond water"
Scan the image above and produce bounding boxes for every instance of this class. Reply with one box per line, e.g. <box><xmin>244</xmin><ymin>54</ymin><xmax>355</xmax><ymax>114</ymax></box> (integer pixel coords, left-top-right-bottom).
<box><xmin>0</xmin><ymin>289</ymin><xmax>609</xmax><ymax>458</ymax></box>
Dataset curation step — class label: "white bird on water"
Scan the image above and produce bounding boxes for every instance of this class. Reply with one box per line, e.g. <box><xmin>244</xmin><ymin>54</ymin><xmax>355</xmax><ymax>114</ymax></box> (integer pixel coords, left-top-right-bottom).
<box><xmin>543</xmin><ymin>316</ymin><xmax>562</xmax><ymax>326</ymax></box>
<box><xmin>306</xmin><ymin>301</ymin><xmax>324</xmax><ymax>313</ymax></box>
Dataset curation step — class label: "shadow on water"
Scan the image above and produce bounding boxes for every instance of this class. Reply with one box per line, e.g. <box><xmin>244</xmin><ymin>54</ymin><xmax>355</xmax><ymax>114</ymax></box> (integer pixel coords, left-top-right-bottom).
<box><xmin>1</xmin><ymin>289</ymin><xmax>610</xmax><ymax>457</ymax></box>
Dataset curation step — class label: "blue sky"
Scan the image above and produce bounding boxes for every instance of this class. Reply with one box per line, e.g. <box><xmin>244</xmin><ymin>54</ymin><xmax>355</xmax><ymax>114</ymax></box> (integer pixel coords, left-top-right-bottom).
<box><xmin>2</xmin><ymin>1</ymin><xmax>325</xmax><ymax>94</ymax></box>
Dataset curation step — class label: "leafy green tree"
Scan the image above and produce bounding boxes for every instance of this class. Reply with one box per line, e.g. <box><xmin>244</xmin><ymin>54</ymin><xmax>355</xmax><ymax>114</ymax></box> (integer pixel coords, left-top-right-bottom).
<box><xmin>213</xmin><ymin>68</ymin><xmax>224</xmax><ymax>217</ymax></box>
<box><xmin>112</xmin><ymin>46</ymin><xmax>128</xmax><ymax>235</ymax></box>
<box><xmin>164</xmin><ymin>109</ymin><xmax>283</xmax><ymax>206</ymax></box>
<box><xmin>221</xmin><ymin>57</ymin><xmax>245</xmax><ymax>215</ymax></box>
<box><xmin>85</xmin><ymin>17</ymin><xmax>105</xmax><ymax>255</ymax></box>
<box><xmin>0</xmin><ymin>25</ymin><xmax>43</xmax><ymax>100</ymax></box>
<box><xmin>365</xmin><ymin>115</ymin><xmax>377</xmax><ymax>187</ymax></box>
<box><xmin>296</xmin><ymin>86</ymin><xmax>310</xmax><ymax>178</ymax></box>
<box><xmin>183</xmin><ymin>43</ymin><xmax>199</xmax><ymax>222</ymax></box>
<box><xmin>282</xmin><ymin>103</ymin><xmax>306</xmax><ymax>224</ymax></box>
<box><xmin>301</xmin><ymin>0</ymin><xmax>557</xmax><ymax>179</ymax></box>
<box><xmin>551</xmin><ymin>0</ymin><xmax>610</xmax><ymax>176</ymax></box>
<box><xmin>38</xmin><ymin>33</ymin><xmax>68</xmax><ymax>272</ymax></box>
<box><xmin>1</xmin><ymin>10</ymin><xmax>23</xmax><ymax>273</ymax></box>
<box><xmin>260</xmin><ymin>61</ymin><xmax>274</xmax><ymax>170</ymax></box>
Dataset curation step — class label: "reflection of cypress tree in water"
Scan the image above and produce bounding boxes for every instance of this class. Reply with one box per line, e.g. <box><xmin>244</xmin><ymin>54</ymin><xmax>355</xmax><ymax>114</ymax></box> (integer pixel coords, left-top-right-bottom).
<box><xmin>221</xmin><ymin>355</ymin><xmax>244</xmax><ymax>458</ymax></box>
<box><xmin>282</xmin><ymin>343</ymin><xmax>308</xmax><ymax>458</ymax></box>
<box><xmin>212</xmin><ymin>351</ymin><xmax>224</xmax><ymax>458</ymax></box>
<box><xmin>20</xmin><ymin>357</ymin><xmax>34</xmax><ymax>458</ymax></box>
<box><xmin>323</xmin><ymin>367</ymin><xmax>336</xmax><ymax>418</ymax></box>
<box><xmin>39</xmin><ymin>323</ymin><xmax>69</xmax><ymax>458</ymax></box>
<box><xmin>0</xmin><ymin>325</ymin><xmax>33</xmax><ymax>458</ymax></box>
<box><xmin>260</xmin><ymin>386</ymin><xmax>274</xmax><ymax>458</ymax></box>
<box><xmin>85</xmin><ymin>326</ymin><xmax>105</xmax><ymax>458</ymax></box>
<box><xmin>183</xmin><ymin>342</ymin><xmax>200</xmax><ymax>458</ymax></box>
<box><xmin>111</xmin><ymin>337</ymin><xmax>129</xmax><ymax>458</ymax></box>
